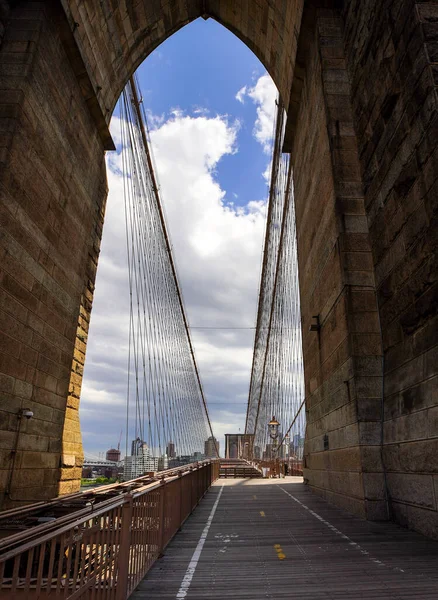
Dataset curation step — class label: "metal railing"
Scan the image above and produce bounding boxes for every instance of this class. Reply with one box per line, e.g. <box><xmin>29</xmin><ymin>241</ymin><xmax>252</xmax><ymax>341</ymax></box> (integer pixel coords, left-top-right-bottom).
<box><xmin>0</xmin><ymin>460</ymin><xmax>219</xmax><ymax>599</ymax></box>
<box><xmin>252</xmin><ymin>457</ymin><xmax>303</xmax><ymax>478</ymax></box>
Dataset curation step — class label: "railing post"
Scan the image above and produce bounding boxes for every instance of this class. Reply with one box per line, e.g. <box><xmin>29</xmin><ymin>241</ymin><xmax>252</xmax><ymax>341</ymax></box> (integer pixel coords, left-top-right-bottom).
<box><xmin>178</xmin><ymin>471</ymin><xmax>183</xmax><ymax>528</ymax></box>
<box><xmin>188</xmin><ymin>466</ymin><xmax>192</xmax><ymax>511</ymax></box>
<box><xmin>116</xmin><ymin>494</ymin><xmax>133</xmax><ymax>600</ymax></box>
<box><xmin>159</xmin><ymin>480</ymin><xmax>166</xmax><ymax>553</ymax></box>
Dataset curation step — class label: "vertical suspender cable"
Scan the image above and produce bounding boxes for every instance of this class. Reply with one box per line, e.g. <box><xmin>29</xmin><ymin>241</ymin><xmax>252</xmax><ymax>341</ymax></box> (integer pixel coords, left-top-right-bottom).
<box><xmin>127</xmin><ymin>77</ymin><xmax>219</xmax><ymax>458</ymax></box>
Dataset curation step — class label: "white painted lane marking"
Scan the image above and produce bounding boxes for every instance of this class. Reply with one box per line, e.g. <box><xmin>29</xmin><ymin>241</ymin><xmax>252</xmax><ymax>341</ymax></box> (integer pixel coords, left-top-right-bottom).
<box><xmin>176</xmin><ymin>485</ymin><xmax>224</xmax><ymax>599</ymax></box>
<box><xmin>279</xmin><ymin>486</ymin><xmax>405</xmax><ymax>573</ymax></box>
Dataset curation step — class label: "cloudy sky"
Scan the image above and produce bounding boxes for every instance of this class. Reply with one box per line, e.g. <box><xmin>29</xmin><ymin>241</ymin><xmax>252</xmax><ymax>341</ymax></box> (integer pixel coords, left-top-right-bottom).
<box><xmin>80</xmin><ymin>18</ymin><xmax>277</xmax><ymax>458</ymax></box>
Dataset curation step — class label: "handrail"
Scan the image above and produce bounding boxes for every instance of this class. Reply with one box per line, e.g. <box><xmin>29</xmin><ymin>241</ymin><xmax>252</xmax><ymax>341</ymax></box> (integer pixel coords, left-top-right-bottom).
<box><xmin>0</xmin><ymin>460</ymin><xmax>220</xmax><ymax>598</ymax></box>
<box><xmin>0</xmin><ymin>495</ymin><xmax>128</xmax><ymax>563</ymax></box>
<box><xmin>0</xmin><ymin>460</ymin><xmax>218</xmax><ymax>555</ymax></box>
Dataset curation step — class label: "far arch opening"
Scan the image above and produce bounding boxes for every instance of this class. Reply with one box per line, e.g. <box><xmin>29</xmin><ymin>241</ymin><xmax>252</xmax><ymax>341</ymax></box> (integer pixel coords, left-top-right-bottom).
<box><xmin>78</xmin><ymin>16</ymin><xmax>305</xmax><ymax>478</ymax></box>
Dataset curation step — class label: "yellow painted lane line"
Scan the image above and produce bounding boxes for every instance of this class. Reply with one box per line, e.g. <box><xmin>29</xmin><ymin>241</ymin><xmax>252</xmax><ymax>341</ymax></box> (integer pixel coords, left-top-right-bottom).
<box><xmin>274</xmin><ymin>543</ymin><xmax>286</xmax><ymax>560</ymax></box>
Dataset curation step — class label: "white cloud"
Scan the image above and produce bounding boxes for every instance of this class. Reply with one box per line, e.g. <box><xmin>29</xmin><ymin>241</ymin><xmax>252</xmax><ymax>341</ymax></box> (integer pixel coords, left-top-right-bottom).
<box><xmin>170</xmin><ymin>107</ymin><xmax>184</xmax><ymax>119</ymax></box>
<box><xmin>193</xmin><ymin>106</ymin><xmax>210</xmax><ymax>116</ymax></box>
<box><xmin>236</xmin><ymin>74</ymin><xmax>278</xmax><ymax>153</ymax></box>
<box><xmin>263</xmin><ymin>160</ymin><xmax>273</xmax><ymax>185</ymax></box>
<box><xmin>235</xmin><ymin>85</ymin><xmax>247</xmax><ymax>103</ymax></box>
<box><xmin>109</xmin><ymin>115</ymin><xmax>123</xmax><ymax>148</ymax></box>
<box><xmin>146</xmin><ymin>110</ymin><xmax>165</xmax><ymax>129</ymax></box>
<box><xmin>81</xmin><ymin>110</ymin><xmax>267</xmax><ymax>457</ymax></box>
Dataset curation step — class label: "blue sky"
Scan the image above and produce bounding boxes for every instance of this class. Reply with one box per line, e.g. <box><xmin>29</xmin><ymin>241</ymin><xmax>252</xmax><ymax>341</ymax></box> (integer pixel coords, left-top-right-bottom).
<box><xmin>80</xmin><ymin>17</ymin><xmax>277</xmax><ymax>458</ymax></box>
<box><xmin>136</xmin><ymin>18</ymin><xmax>272</xmax><ymax>207</ymax></box>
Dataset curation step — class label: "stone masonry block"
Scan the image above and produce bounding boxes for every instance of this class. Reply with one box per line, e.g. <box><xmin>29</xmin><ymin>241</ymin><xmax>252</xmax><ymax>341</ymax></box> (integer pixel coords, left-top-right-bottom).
<box><xmin>364</xmin><ymin>499</ymin><xmax>388</xmax><ymax>521</ymax></box>
<box><xmin>20</xmin><ymin>451</ymin><xmax>59</xmax><ymax>469</ymax></box>
<box><xmin>396</xmin><ymin>439</ymin><xmax>438</xmax><ymax>473</ymax></box>
<box><xmin>391</xmin><ymin>501</ymin><xmax>438</xmax><ymax>539</ymax></box>
<box><xmin>384</xmin><ymin>410</ymin><xmax>429</xmax><ymax>444</ymax></box>
<box><xmin>363</xmin><ymin>472</ymin><xmax>386</xmax><ymax>501</ymax></box>
<box><xmin>61</xmin><ymin>453</ymin><xmax>76</xmax><ymax>467</ymax></box>
<box><xmin>357</xmin><ymin>398</ymin><xmax>382</xmax><ymax>422</ymax></box>
<box><xmin>387</xmin><ymin>473</ymin><xmax>436</xmax><ymax>509</ymax></box>
<box><xmin>359</xmin><ymin>422</ymin><xmax>381</xmax><ymax>445</ymax></box>
<box><xmin>60</xmin><ymin>466</ymin><xmax>82</xmax><ymax>481</ymax></box>
<box><xmin>13</xmin><ymin>378</ymin><xmax>32</xmax><ymax>399</ymax></box>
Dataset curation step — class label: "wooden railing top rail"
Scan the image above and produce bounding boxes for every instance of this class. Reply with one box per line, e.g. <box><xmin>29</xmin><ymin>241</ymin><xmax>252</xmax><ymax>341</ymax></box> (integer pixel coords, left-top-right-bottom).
<box><xmin>0</xmin><ymin>459</ymin><xmax>219</xmax><ymax>556</ymax></box>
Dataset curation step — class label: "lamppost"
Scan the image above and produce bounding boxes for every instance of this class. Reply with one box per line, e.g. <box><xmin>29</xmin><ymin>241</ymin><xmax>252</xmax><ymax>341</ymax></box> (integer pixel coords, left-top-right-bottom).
<box><xmin>268</xmin><ymin>416</ymin><xmax>280</xmax><ymax>477</ymax></box>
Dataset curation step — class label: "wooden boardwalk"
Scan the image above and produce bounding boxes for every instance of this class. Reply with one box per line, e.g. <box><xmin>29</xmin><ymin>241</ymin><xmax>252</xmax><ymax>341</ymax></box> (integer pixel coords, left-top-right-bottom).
<box><xmin>133</xmin><ymin>478</ymin><xmax>438</xmax><ymax>599</ymax></box>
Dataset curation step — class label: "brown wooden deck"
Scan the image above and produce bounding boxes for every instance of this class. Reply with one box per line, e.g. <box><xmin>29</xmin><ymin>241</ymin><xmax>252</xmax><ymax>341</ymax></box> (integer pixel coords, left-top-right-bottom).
<box><xmin>132</xmin><ymin>478</ymin><xmax>438</xmax><ymax>599</ymax></box>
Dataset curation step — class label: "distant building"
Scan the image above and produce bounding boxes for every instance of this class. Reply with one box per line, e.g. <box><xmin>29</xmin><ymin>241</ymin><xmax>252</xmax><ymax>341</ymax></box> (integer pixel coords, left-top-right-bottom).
<box><xmin>166</xmin><ymin>441</ymin><xmax>176</xmax><ymax>459</ymax></box>
<box><xmin>204</xmin><ymin>436</ymin><xmax>219</xmax><ymax>458</ymax></box>
<box><xmin>124</xmin><ymin>454</ymin><xmax>147</xmax><ymax>480</ymax></box>
<box><xmin>169</xmin><ymin>456</ymin><xmax>192</xmax><ymax>468</ymax></box>
<box><xmin>147</xmin><ymin>455</ymin><xmax>168</xmax><ymax>472</ymax></box>
<box><xmin>279</xmin><ymin>435</ymin><xmax>290</xmax><ymax>460</ymax></box>
<box><xmin>292</xmin><ymin>434</ymin><xmax>304</xmax><ymax>459</ymax></box>
<box><xmin>168</xmin><ymin>453</ymin><xmax>207</xmax><ymax>468</ymax></box>
<box><xmin>224</xmin><ymin>434</ymin><xmax>253</xmax><ymax>459</ymax></box>
<box><xmin>82</xmin><ymin>457</ymin><xmax>121</xmax><ymax>479</ymax></box>
<box><xmin>131</xmin><ymin>437</ymin><xmax>148</xmax><ymax>457</ymax></box>
<box><xmin>106</xmin><ymin>448</ymin><xmax>121</xmax><ymax>462</ymax></box>
<box><xmin>293</xmin><ymin>434</ymin><xmax>304</xmax><ymax>449</ymax></box>
<box><xmin>123</xmin><ymin>438</ymin><xmax>168</xmax><ymax>480</ymax></box>
<box><xmin>263</xmin><ymin>443</ymin><xmax>273</xmax><ymax>460</ymax></box>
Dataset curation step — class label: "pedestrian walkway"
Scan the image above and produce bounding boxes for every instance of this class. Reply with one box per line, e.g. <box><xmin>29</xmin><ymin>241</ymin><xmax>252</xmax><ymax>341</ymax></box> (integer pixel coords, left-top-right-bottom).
<box><xmin>133</xmin><ymin>478</ymin><xmax>438</xmax><ymax>599</ymax></box>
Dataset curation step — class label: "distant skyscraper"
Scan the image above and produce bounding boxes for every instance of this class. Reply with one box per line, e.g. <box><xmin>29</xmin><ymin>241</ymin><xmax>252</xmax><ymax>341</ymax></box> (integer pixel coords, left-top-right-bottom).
<box><xmin>166</xmin><ymin>441</ymin><xmax>176</xmax><ymax>459</ymax></box>
<box><xmin>204</xmin><ymin>436</ymin><xmax>219</xmax><ymax>458</ymax></box>
<box><xmin>131</xmin><ymin>437</ymin><xmax>142</xmax><ymax>456</ymax></box>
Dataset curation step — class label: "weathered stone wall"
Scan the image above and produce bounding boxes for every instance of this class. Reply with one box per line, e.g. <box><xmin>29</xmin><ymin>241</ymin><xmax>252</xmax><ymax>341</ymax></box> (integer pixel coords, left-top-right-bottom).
<box><xmin>0</xmin><ymin>1</ymin><xmax>10</xmax><ymax>43</ymax></box>
<box><xmin>292</xmin><ymin>5</ymin><xmax>385</xmax><ymax>521</ymax></box>
<box><xmin>342</xmin><ymin>0</ymin><xmax>438</xmax><ymax>538</ymax></box>
<box><xmin>60</xmin><ymin>0</ymin><xmax>303</xmax><ymax>120</ymax></box>
<box><xmin>0</xmin><ymin>1</ymin><xmax>107</xmax><ymax>507</ymax></box>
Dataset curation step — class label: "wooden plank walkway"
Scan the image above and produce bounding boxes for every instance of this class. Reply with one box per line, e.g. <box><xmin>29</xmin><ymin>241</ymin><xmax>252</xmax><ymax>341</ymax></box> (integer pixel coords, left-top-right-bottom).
<box><xmin>132</xmin><ymin>478</ymin><xmax>438</xmax><ymax>599</ymax></box>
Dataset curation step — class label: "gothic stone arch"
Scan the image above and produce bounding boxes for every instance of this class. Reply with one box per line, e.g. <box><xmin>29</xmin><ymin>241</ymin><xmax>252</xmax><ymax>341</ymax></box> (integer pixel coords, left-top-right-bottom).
<box><xmin>0</xmin><ymin>1</ymin><xmax>436</xmax><ymax>539</ymax></box>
